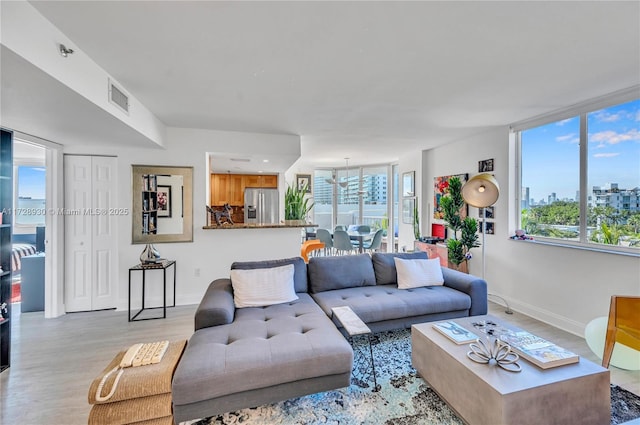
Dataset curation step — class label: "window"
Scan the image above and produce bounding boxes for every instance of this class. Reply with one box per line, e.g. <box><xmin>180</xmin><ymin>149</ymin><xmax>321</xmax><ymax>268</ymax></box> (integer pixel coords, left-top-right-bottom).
<box><xmin>313</xmin><ymin>164</ymin><xmax>398</xmax><ymax>251</ymax></box>
<box><xmin>518</xmin><ymin>95</ymin><xmax>640</xmax><ymax>252</ymax></box>
<box><xmin>15</xmin><ymin>165</ymin><xmax>46</xmax><ymax>226</ymax></box>
<box><xmin>312</xmin><ymin>170</ymin><xmax>333</xmax><ymax>229</ymax></box>
<box><xmin>361</xmin><ymin>165</ymin><xmax>389</xmax><ymax>231</ymax></box>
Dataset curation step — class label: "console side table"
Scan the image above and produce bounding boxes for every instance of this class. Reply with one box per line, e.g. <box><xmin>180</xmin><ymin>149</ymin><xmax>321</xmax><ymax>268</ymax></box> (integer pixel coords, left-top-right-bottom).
<box><xmin>128</xmin><ymin>260</ymin><xmax>176</xmax><ymax>321</ymax></box>
<box><xmin>331</xmin><ymin>306</ymin><xmax>379</xmax><ymax>392</ymax></box>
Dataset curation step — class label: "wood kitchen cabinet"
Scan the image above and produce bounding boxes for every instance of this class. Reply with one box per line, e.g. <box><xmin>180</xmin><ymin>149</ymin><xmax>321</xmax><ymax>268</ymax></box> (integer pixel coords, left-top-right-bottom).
<box><xmin>210</xmin><ymin>173</ymin><xmax>277</xmax><ymax>206</ymax></box>
<box><xmin>243</xmin><ymin>174</ymin><xmax>277</xmax><ymax>188</ymax></box>
<box><xmin>229</xmin><ymin>174</ymin><xmax>244</xmax><ymax>205</ymax></box>
<box><xmin>210</xmin><ymin>174</ymin><xmax>229</xmax><ymax>206</ymax></box>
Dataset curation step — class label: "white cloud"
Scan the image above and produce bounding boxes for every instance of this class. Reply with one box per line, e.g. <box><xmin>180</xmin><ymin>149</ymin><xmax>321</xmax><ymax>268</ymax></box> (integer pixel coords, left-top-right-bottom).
<box><xmin>593</xmin><ymin>153</ymin><xmax>620</xmax><ymax>158</ymax></box>
<box><xmin>589</xmin><ymin>129</ymin><xmax>640</xmax><ymax>145</ymax></box>
<box><xmin>556</xmin><ymin>133</ymin><xmax>579</xmax><ymax>144</ymax></box>
<box><xmin>593</xmin><ymin>110</ymin><xmax>623</xmax><ymax>123</ymax></box>
<box><xmin>636</xmin><ymin>110</ymin><xmax>640</xmax><ymax>122</ymax></box>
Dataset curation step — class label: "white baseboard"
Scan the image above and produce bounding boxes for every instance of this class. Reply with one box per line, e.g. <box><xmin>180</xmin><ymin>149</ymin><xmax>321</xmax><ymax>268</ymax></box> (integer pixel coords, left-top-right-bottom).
<box><xmin>498</xmin><ymin>296</ymin><xmax>587</xmax><ymax>338</ymax></box>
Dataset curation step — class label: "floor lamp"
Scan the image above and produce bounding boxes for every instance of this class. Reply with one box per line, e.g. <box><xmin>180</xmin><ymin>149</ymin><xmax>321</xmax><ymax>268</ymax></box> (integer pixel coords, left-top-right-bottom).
<box><xmin>461</xmin><ymin>173</ymin><xmax>513</xmax><ymax>314</ymax></box>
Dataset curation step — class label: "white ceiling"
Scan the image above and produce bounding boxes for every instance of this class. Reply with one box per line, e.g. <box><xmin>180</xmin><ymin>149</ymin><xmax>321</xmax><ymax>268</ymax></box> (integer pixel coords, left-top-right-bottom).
<box><xmin>9</xmin><ymin>1</ymin><xmax>640</xmax><ymax>168</ymax></box>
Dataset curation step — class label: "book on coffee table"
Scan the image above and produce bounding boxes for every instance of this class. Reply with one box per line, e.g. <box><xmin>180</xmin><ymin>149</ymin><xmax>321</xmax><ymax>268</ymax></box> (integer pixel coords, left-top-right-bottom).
<box><xmin>433</xmin><ymin>321</ymin><xmax>478</xmax><ymax>344</ymax></box>
<box><xmin>499</xmin><ymin>330</ymin><xmax>579</xmax><ymax>369</ymax></box>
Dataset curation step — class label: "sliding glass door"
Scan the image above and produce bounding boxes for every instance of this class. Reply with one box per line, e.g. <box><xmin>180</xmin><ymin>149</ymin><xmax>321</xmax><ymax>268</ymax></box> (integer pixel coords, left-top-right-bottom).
<box><xmin>313</xmin><ymin>164</ymin><xmax>398</xmax><ymax>252</ymax></box>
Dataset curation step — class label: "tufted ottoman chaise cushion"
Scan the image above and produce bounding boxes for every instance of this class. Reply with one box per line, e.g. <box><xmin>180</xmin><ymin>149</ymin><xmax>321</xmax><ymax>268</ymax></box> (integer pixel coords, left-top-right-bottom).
<box><xmin>172</xmin><ymin>281</ymin><xmax>353</xmax><ymax>422</ymax></box>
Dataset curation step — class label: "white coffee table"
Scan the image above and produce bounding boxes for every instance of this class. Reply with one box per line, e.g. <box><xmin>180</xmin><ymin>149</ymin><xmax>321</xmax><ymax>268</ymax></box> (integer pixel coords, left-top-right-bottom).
<box><xmin>412</xmin><ymin>315</ymin><xmax>610</xmax><ymax>425</ymax></box>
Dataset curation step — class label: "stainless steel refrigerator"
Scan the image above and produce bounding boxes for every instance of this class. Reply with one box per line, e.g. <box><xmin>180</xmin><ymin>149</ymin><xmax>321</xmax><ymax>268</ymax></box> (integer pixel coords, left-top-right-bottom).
<box><xmin>244</xmin><ymin>188</ymin><xmax>279</xmax><ymax>224</ymax></box>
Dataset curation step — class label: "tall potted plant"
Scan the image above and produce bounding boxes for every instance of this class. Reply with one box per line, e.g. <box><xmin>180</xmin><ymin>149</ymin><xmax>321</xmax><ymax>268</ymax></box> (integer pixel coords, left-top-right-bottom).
<box><xmin>439</xmin><ymin>176</ymin><xmax>479</xmax><ymax>272</ymax></box>
<box><xmin>285</xmin><ymin>182</ymin><xmax>314</xmax><ymax>223</ymax></box>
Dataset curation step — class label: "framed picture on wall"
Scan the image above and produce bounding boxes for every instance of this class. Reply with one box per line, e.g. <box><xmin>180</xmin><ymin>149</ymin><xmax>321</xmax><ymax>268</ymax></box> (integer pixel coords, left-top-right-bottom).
<box><xmin>433</xmin><ymin>173</ymin><xmax>468</xmax><ymax>219</ymax></box>
<box><xmin>402</xmin><ymin>171</ymin><xmax>415</xmax><ymax>197</ymax></box>
<box><xmin>478</xmin><ymin>220</ymin><xmax>495</xmax><ymax>235</ymax></box>
<box><xmin>477</xmin><ymin>205</ymin><xmax>495</xmax><ymax>219</ymax></box>
<box><xmin>157</xmin><ymin>185</ymin><xmax>172</xmax><ymax>218</ymax></box>
<box><xmin>402</xmin><ymin>197</ymin><xmax>415</xmax><ymax>224</ymax></box>
<box><xmin>296</xmin><ymin>174</ymin><xmax>312</xmax><ymax>193</ymax></box>
<box><xmin>478</xmin><ymin>158</ymin><xmax>494</xmax><ymax>172</ymax></box>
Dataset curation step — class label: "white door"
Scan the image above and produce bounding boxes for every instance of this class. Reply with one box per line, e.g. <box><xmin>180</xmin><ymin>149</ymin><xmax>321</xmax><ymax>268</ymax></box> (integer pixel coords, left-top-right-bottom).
<box><xmin>64</xmin><ymin>155</ymin><xmax>117</xmax><ymax>312</ymax></box>
<box><xmin>91</xmin><ymin>156</ymin><xmax>117</xmax><ymax>310</ymax></box>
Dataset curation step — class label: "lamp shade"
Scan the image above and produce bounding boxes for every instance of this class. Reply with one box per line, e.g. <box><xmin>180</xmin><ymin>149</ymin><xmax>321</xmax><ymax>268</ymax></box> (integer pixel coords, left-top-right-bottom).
<box><xmin>462</xmin><ymin>173</ymin><xmax>500</xmax><ymax>208</ymax></box>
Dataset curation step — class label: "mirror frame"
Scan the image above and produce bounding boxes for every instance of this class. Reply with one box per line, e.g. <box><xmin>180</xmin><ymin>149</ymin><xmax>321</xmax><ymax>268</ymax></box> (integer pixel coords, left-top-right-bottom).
<box><xmin>132</xmin><ymin>165</ymin><xmax>193</xmax><ymax>244</ymax></box>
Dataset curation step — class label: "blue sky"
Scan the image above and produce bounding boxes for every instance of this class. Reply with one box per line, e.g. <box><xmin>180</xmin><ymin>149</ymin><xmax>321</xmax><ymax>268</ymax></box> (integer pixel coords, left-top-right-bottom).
<box><xmin>18</xmin><ymin>166</ymin><xmax>46</xmax><ymax>199</ymax></box>
<box><xmin>522</xmin><ymin>99</ymin><xmax>640</xmax><ymax>203</ymax></box>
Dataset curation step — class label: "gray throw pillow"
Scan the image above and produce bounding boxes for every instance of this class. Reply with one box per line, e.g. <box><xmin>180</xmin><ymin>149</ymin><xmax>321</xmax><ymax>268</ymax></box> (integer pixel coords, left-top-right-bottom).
<box><xmin>308</xmin><ymin>254</ymin><xmax>377</xmax><ymax>293</ymax></box>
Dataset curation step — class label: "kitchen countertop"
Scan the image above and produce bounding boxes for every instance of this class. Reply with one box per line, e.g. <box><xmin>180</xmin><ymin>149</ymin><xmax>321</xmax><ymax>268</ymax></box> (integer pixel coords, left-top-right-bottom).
<box><xmin>202</xmin><ymin>223</ymin><xmax>318</xmax><ymax>230</ymax></box>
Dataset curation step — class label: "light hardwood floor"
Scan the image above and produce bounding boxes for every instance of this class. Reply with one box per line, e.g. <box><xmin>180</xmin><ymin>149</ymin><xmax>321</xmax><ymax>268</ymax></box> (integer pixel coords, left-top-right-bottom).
<box><xmin>1</xmin><ymin>302</ymin><xmax>638</xmax><ymax>425</ymax></box>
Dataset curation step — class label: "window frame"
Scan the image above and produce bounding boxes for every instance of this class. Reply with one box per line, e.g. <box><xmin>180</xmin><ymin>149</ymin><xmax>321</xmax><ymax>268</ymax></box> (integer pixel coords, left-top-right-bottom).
<box><xmin>512</xmin><ymin>86</ymin><xmax>640</xmax><ymax>256</ymax></box>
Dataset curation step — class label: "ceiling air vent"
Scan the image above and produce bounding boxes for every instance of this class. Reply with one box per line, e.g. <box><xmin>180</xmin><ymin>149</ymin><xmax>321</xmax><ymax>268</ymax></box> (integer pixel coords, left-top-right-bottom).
<box><xmin>108</xmin><ymin>79</ymin><xmax>129</xmax><ymax>115</ymax></box>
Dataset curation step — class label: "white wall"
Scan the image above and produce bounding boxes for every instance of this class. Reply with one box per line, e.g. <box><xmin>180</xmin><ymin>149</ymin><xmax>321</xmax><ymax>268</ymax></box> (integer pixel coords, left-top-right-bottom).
<box><xmin>63</xmin><ymin>128</ymin><xmax>303</xmax><ymax>310</ymax></box>
<box><xmin>397</xmin><ymin>152</ymin><xmax>422</xmax><ymax>252</ymax></box>
<box><xmin>421</xmin><ymin>126</ymin><xmax>640</xmax><ymax>336</ymax></box>
<box><xmin>1</xmin><ymin>1</ymin><xmax>165</xmax><ymax>147</ymax></box>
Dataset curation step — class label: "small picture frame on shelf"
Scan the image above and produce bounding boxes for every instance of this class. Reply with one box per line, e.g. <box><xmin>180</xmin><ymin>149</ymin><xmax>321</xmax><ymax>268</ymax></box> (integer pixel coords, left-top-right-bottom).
<box><xmin>296</xmin><ymin>174</ymin><xmax>312</xmax><ymax>193</ymax></box>
<box><xmin>478</xmin><ymin>158</ymin><xmax>494</xmax><ymax>172</ymax></box>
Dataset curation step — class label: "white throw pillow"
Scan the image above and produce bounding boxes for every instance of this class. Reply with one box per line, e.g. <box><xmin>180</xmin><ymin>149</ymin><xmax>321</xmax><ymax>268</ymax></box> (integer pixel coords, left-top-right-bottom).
<box><xmin>230</xmin><ymin>264</ymin><xmax>298</xmax><ymax>308</ymax></box>
<box><xmin>394</xmin><ymin>257</ymin><xmax>444</xmax><ymax>289</ymax></box>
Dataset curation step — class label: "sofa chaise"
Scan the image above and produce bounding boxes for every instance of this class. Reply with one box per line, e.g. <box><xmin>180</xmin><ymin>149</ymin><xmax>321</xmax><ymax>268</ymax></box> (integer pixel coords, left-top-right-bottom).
<box><xmin>172</xmin><ymin>252</ymin><xmax>488</xmax><ymax>423</ymax></box>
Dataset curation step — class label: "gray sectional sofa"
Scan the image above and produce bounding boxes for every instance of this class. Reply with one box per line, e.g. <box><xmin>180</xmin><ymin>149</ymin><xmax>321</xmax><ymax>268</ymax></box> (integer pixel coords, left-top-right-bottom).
<box><xmin>172</xmin><ymin>252</ymin><xmax>488</xmax><ymax>423</ymax></box>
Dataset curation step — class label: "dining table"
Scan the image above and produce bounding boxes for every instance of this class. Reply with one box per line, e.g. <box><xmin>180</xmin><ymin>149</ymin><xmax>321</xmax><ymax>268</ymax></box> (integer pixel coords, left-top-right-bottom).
<box><xmin>347</xmin><ymin>230</ymin><xmax>375</xmax><ymax>253</ymax></box>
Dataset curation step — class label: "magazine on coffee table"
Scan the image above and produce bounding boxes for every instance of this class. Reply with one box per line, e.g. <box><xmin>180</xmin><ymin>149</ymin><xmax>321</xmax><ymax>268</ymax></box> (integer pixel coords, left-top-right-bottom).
<box><xmin>499</xmin><ymin>330</ymin><xmax>579</xmax><ymax>369</ymax></box>
<box><xmin>433</xmin><ymin>321</ymin><xmax>478</xmax><ymax>344</ymax></box>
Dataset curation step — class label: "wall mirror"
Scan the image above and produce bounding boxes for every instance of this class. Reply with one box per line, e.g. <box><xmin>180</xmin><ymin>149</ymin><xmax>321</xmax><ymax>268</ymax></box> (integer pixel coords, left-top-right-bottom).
<box><xmin>132</xmin><ymin>165</ymin><xmax>193</xmax><ymax>243</ymax></box>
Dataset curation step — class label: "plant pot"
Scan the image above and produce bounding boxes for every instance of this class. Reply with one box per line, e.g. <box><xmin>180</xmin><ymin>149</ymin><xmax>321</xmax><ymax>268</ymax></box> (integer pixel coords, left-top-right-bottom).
<box><xmin>448</xmin><ymin>261</ymin><xmax>468</xmax><ymax>274</ymax></box>
<box><xmin>284</xmin><ymin>220</ymin><xmax>307</xmax><ymax>226</ymax></box>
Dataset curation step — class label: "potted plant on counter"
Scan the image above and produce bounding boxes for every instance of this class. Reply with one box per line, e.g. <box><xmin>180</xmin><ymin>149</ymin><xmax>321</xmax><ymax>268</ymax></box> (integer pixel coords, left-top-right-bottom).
<box><xmin>439</xmin><ymin>176</ymin><xmax>479</xmax><ymax>272</ymax></box>
<box><xmin>285</xmin><ymin>182</ymin><xmax>314</xmax><ymax>224</ymax></box>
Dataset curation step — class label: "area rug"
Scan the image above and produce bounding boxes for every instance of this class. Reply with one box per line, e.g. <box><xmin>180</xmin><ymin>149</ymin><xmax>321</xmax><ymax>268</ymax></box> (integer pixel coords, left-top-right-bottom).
<box><xmin>187</xmin><ymin>329</ymin><xmax>640</xmax><ymax>425</ymax></box>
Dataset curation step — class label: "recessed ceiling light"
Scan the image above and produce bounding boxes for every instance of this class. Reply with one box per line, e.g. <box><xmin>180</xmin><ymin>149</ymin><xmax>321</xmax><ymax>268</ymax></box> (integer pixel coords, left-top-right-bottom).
<box><xmin>263</xmin><ymin>159</ymin><xmax>269</xmax><ymax>163</ymax></box>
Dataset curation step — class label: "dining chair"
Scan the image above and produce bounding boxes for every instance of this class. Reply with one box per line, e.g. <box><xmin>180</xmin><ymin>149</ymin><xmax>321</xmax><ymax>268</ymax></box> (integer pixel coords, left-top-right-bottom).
<box><xmin>602</xmin><ymin>295</ymin><xmax>640</xmax><ymax>368</ymax></box>
<box><xmin>300</xmin><ymin>239</ymin><xmax>325</xmax><ymax>263</ymax></box>
<box><xmin>316</xmin><ymin>228</ymin><xmax>334</xmax><ymax>256</ymax></box>
<box><xmin>333</xmin><ymin>230</ymin><xmax>357</xmax><ymax>255</ymax></box>
<box><xmin>334</xmin><ymin>225</ymin><xmax>347</xmax><ymax>232</ymax></box>
<box><xmin>363</xmin><ymin>229</ymin><xmax>384</xmax><ymax>253</ymax></box>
